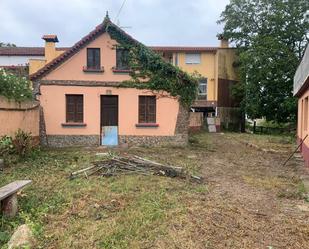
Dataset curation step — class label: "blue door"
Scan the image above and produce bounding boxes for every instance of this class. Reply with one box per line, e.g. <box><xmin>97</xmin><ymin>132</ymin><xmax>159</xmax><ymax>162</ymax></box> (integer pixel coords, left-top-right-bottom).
<box><xmin>101</xmin><ymin>96</ymin><xmax>118</xmax><ymax>146</ymax></box>
<box><xmin>102</xmin><ymin>126</ymin><xmax>118</xmax><ymax>146</ymax></box>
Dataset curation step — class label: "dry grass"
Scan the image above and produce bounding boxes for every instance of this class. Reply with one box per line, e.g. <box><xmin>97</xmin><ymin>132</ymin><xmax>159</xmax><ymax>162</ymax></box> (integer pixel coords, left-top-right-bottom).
<box><xmin>1</xmin><ymin>132</ymin><xmax>309</xmax><ymax>249</ymax></box>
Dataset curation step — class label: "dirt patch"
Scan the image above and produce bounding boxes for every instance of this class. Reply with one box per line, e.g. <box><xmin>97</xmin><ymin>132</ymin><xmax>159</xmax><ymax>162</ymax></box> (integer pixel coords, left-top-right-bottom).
<box><xmin>150</xmin><ymin>133</ymin><xmax>309</xmax><ymax>249</ymax></box>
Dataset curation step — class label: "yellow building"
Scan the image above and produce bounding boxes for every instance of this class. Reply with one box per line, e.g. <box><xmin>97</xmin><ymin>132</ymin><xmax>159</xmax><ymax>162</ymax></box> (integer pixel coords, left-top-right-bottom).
<box><xmin>151</xmin><ymin>37</ymin><xmax>239</xmax><ymax>116</ymax></box>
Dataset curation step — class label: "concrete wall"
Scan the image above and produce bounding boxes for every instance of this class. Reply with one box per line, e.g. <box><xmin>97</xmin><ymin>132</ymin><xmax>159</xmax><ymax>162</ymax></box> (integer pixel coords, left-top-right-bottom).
<box><xmin>0</xmin><ymin>96</ymin><xmax>39</xmax><ymax>137</ymax></box>
<box><xmin>29</xmin><ymin>59</ymin><xmax>46</xmax><ymax>75</ymax></box>
<box><xmin>0</xmin><ymin>55</ymin><xmax>44</xmax><ymax>66</ymax></box>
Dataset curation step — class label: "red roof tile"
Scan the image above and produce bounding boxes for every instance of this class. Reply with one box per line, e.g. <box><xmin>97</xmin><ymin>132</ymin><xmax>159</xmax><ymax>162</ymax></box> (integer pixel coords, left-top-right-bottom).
<box><xmin>149</xmin><ymin>46</ymin><xmax>218</xmax><ymax>52</ymax></box>
<box><xmin>0</xmin><ymin>45</ymin><xmax>218</xmax><ymax>57</ymax></box>
<box><xmin>0</xmin><ymin>47</ymin><xmax>68</xmax><ymax>56</ymax></box>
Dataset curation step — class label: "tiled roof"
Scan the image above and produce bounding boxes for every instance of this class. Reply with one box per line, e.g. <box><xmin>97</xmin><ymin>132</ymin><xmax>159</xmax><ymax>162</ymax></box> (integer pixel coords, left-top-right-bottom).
<box><xmin>150</xmin><ymin>46</ymin><xmax>218</xmax><ymax>52</ymax></box>
<box><xmin>0</xmin><ymin>47</ymin><xmax>68</xmax><ymax>56</ymax></box>
<box><xmin>294</xmin><ymin>44</ymin><xmax>309</xmax><ymax>97</ymax></box>
<box><xmin>0</xmin><ymin>46</ymin><xmax>218</xmax><ymax>57</ymax></box>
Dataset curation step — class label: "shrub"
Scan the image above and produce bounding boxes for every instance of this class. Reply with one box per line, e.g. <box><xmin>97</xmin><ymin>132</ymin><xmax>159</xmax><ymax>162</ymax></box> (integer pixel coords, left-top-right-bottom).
<box><xmin>13</xmin><ymin>129</ymin><xmax>34</xmax><ymax>158</ymax></box>
<box><xmin>0</xmin><ymin>68</ymin><xmax>33</xmax><ymax>101</ymax></box>
<box><xmin>0</xmin><ymin>135</ymin><xmax>14</xmax><ymax>157</ymax></box>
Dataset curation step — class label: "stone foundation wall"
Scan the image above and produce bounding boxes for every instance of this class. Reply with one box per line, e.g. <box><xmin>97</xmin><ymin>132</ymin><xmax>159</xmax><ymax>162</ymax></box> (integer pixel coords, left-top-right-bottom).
<box><xmin>119</xmin><ymin>134</ymin><xmax>188</xmax><ymax>147</ymax></box>
<box><xmin>46</xmin><ymin>134</ymin><xmax>187</xmax><ymax>147</ymax></box>
<box><xmin>47</xmin><ymin>135</ymin><xmax>100</xmax><ymax>147</ymax></box>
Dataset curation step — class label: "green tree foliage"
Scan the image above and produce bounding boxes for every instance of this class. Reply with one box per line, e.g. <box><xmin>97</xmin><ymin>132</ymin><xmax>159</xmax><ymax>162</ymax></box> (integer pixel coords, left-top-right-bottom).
<box><xmin>219</xmin><ymin>0</ymin><xmax>309</xmax><ymax>122</ymax></box>
<box><xmin>0</xmin><ymin>68</ymin><xmax>33</xmax><ymax>101</ymax></box>
<box><xmin>0</xmin><ymin>42</ymin><xmax>16</xmax><ymax>47</ymax></box>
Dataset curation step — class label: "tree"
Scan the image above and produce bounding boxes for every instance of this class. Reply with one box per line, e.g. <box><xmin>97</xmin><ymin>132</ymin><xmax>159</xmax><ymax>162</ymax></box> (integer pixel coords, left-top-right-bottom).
<box><xmin>0</xmin><ymin>42</ymin><xmax>16</xmax><ymax>47</ymax></box>
<box><xmin>218</xmin><ymin>0</ymin><xmax>309</xmax><ymax>123</ymax></box>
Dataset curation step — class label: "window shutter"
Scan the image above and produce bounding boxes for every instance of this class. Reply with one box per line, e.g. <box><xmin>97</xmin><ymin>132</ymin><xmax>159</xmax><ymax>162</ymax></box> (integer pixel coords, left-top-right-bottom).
<box><xmin>75</xmin><ymin>96</ymin><xmax>84</xmax><ymax>122</ymax></box>
<box><xmin>185</xmin><ymin>53</ymin><xmax>201</xmax><ymax>64</ymax></box>
<box><xmin>87</xmin><ymin>48</ymin><xmax>100</xmax><ymax>69</ymax></box>
<box><xmin>66</xmin><ymin>95</ymin><xmax>84</xmax><ymax>123</ymax></box>
<box><xmin>116</xmin><ymin>48</ymin><xmax>129</xmax><ymax>70</ymax></box>
<box><xmin>94</xmin><ymin>49</ymin><xmax>100</xmax><ymax>69</ymax></box>
<box><xmin>138</xmin><ymin>96</ymin><xmax>156</xmax><ymax>123</ymax></box>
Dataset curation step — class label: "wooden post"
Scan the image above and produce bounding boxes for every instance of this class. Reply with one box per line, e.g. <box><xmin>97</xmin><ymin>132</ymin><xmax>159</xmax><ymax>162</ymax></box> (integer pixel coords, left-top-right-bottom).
<box><xmin>1</xmin><ymin>193</ymin><xmax>18</xmax><ymax>217</ymax></box>
<box><xmin>253</xmin><ymin>121</ymin><xmax>256</xmax><ymax>134</ymax></box>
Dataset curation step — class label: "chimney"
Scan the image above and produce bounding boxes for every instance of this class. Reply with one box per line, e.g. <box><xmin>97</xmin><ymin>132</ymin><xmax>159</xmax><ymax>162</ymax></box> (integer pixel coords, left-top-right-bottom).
<box><xmin>218</xmin><ymin>34</ymin><xmax>229</xmax><ymax>48</ymax></box>
<box><xmin>42</xmin><ymin>35</ymin><xmax>59</xmax><ymax>63</ymax></box>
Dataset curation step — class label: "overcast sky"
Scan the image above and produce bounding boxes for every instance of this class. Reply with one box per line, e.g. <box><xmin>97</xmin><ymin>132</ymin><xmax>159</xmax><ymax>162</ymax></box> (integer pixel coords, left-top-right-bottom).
<box><xmin>0</xmin><ymin>0</ymin><xmax>229</xmax><ymax>48</ymax></box>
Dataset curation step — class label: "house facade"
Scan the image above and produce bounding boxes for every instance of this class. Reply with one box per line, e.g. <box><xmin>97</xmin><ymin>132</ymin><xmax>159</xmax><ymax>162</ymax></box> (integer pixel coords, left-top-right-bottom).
<box><xmin>29</xmin><ymin>16</ymin><xmax>189</xmax><ymax>147</ymax></box>
<box><xmin>294</xmin><ymin>44</ymin><xmax>309</xmax><ymax>166</ymax></box>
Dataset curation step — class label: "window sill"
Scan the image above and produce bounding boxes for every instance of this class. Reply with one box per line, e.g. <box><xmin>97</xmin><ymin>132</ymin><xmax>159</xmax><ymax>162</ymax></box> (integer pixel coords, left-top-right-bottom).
<box><xmin>83</xmin><ymin>66</ymin><xmax>104</xmax><ymax>73</ymax></box>
<box><xmin>112</xmin><ymin>68</ymin><xmax>132</xmax><ymax>74</ymax></box>
<box><xmin>61</xmin><ymin>123</ymin><xmax>87</xmax><ymax>127</ymax></box>
<box><xmin>135</xmin><ymin>123</ymin><xmax>159</xmax><ymax>128</ymax></box>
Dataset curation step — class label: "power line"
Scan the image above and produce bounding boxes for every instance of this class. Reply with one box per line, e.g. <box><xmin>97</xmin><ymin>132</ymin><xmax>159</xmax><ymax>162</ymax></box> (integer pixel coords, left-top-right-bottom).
<box><xmin>114</xmin><ymin>0</ymin><xmax>127</xmax><ymax>22</ymax></box>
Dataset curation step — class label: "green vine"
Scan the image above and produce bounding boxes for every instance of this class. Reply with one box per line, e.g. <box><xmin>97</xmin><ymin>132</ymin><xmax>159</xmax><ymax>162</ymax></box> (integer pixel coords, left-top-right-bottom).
<box><xmin>106</xmin><ymin>22</ymin><xmax>198</xmax><ymax>107</ymax></box>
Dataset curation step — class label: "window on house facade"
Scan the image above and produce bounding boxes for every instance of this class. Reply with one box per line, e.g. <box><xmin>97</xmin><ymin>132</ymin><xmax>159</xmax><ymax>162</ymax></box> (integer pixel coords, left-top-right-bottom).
<box><xmin>185</xmin><ymin>53</ymin><xmax>201</xmax><ymax>64</ymax></box>
<box><xmin>66</xmin><ymin>95</ymin><xmax>84</xmax><ymax>123</ymax></box>
<box><xmin>197</xmin><ymin>78</ymin><xmax>207</xmax><ymax>100</ymax></box>
<box><xmin>87</xmin><ymin>48</ymin><xmax>100</xmax><ymax>69</ymax></box>
<box><xmin>138</xmin><ymin>96</ymin><xmax>156</xmax><ymax>123</ymax></box>
<box><xmin>116</xmin><ymin>48</ymin><xmax>130</xmax><ymax>70</ymax></box>
<box><xmin>174</xmin><ymin>53</ymin><xmax>179</xmax><ymax>66</ymax></box>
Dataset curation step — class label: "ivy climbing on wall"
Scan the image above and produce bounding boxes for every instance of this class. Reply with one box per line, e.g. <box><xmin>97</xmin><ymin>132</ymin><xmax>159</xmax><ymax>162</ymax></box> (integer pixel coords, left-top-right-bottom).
<box><xmin>106</xmin><ymin>22</ymin><xmax>199</xmax><ymax>107</ymax></box>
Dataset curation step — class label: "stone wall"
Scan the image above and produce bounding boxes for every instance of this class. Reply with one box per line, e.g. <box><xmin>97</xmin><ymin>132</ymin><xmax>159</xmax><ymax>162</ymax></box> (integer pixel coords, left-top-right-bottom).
<box><xmin>46</xmin><ymin>135</ymin><xmax>100</xmax><ymax>147</ymax></box>
<box><xmin>119</xmin><ymin>134</ymin><xmax>187</xmax><ymax>147</ymax></box>
<box><xmin>174</xmin><ymin>104</ymin><xmax>189</xmax><ymax>144</ymax></box>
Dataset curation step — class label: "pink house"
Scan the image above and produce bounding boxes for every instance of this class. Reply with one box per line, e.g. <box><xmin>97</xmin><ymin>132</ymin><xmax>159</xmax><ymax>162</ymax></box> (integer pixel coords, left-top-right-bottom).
<box><xmin>29</xmin><ymin>15</ymin><xmax>193</xmax><ymax>147</ymax></box>
<box><xmin>294</xmin><ymin>44</ymin><xmax>309</xmax><ymax>166</ymax></box>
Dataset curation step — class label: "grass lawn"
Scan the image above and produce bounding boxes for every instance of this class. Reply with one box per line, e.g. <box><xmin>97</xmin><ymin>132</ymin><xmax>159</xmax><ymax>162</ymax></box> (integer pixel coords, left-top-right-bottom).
<box><xmin>0</xmin><ymin>138</ymin><xmax>207</xmax><ymax>249</ymax></box>
<box><xmin>1</xmin><ymin>132</ymin><xmax>309</xmax><ymax>249</ymax></box>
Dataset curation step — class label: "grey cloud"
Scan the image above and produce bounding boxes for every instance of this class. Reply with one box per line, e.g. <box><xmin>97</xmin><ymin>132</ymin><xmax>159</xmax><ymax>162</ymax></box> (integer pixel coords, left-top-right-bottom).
<box><xmin>0</xmin><ymin>0</ymin><xmax>229</xmax><ymax>47</ymax></box>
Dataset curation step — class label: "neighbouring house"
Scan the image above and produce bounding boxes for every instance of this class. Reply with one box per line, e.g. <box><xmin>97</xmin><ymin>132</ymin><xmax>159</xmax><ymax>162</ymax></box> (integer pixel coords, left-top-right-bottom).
<box><xmin>28</xmin><ymin>14</ymin><xmax>193</xmax><ymax>147</ymax></box>
<box><xmin>153</xmin><ymin>38</ymin><xmax>239</xmax><ymax>117</ymax></box>
<box><xmin>294</xmin><ymin>44</ymin><xmax>309</xmax><ymax>167</ymax></box>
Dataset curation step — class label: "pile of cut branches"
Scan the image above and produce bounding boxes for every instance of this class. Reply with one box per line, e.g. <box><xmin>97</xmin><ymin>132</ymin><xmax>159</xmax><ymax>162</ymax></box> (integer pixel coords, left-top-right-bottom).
<box><xmin>70</xmin><ymin>154</ymin><xmax>202</xmax><ymax>183</ymax></box>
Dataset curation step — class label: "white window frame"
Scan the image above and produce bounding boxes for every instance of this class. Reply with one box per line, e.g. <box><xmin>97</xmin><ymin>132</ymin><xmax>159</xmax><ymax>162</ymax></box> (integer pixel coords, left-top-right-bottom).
<box><xmin>185</xmin><ymin>53</ymin><xmax>201</xmax><ymax>64</ymax></box>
